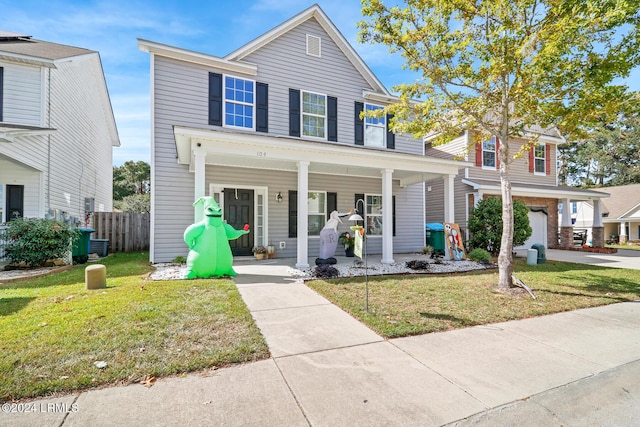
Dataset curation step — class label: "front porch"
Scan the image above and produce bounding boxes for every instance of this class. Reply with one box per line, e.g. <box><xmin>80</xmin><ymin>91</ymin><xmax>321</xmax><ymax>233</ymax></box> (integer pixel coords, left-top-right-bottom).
<box><xmin>173</xmin><ymin>126</ymin><xmax>470</xmax><ymax>269</ymax></box>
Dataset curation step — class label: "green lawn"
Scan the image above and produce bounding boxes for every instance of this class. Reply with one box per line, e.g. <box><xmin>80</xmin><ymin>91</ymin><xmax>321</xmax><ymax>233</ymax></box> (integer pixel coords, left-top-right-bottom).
<box><xmin>0</xmin><ymin>252</ymin><xmax>269</xmax><ymax>402</ymax></box>
<box><xmin>307</xmin><ymin>258</ymin><xmax>640</xmax><ymax>338</ymax></box>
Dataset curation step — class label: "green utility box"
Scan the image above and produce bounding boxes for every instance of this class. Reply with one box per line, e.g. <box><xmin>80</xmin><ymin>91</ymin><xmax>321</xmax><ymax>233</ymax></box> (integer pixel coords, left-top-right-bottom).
<box><xmin>530</xmin><ymin>243</ymin><xmax>546</xmax><ymax>264</ymax></box>
<box><xmin>425</xmin><ymin>223</ymin><xmax>445</xmax><ymax>256</ymax></box>
<box><xmin>72</xmin><ymin>227</ymin><xmax>95</xmax><ymax>264</ymax></box>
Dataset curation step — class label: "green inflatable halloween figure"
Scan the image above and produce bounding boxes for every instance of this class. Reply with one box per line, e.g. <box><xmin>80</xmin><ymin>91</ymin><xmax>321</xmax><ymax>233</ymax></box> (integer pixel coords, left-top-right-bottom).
<box><xmin>184</xmin><ymin>197</ymin><xmax>250</xmax><ymax>278</ymax></box>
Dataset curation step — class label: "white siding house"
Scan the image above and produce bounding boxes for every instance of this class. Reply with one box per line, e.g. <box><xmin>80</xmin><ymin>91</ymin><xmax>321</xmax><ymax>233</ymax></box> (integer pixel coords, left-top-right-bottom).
<box><xmin>0</xmin><ymin>31</ymin><xmax>119</xmax><ymax>224</ymax></box>
<box><xmin>139</xmin><ymin>5</ymin><xmax>469</xmax><ymax>266</ymax></box>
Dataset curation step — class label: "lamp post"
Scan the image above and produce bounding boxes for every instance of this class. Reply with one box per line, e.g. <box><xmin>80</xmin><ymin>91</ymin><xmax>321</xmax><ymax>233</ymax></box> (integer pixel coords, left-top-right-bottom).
<box><xmin>349</xmin><ymin>199</ymin><xmax>369</xmax><ymax>312</ymax></box>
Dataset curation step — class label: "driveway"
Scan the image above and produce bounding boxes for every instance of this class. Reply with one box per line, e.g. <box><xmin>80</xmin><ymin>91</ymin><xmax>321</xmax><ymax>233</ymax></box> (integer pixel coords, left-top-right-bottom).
<box><xmin>517</xmin><ymin>248</ymin><xmax>640</xmax><ymax>270</ymax></box>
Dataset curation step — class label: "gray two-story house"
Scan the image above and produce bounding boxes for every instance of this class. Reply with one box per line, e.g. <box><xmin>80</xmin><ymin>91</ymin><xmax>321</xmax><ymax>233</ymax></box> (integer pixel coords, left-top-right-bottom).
<box><xmin>139</xmin><ymin>5</ymin><xmax>469</xmax><ymax>267</ymax></box>
<box><xmin>424</xmin><ymin>130</ymin><xmax>610</xmax><ymax>249</ymax></box>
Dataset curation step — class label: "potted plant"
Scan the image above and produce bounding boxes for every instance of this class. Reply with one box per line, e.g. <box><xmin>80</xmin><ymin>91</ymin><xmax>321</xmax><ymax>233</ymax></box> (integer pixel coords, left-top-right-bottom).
<box><xmin>339</xmin><ymin>232</ymin><xmax>355</xmax><ymax>257</ymax></box>
<box><xmin>252</xmin><ymin>245</ymin><xmax>267</xmax><ymax>260</ymax></box>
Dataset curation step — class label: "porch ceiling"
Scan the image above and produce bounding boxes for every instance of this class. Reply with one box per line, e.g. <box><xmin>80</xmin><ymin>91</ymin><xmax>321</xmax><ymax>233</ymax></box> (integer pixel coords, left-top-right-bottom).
<box><xmin>174</xmin><ymin>126</ymin><xmax>469</xmax><ymax>187</ymax></box>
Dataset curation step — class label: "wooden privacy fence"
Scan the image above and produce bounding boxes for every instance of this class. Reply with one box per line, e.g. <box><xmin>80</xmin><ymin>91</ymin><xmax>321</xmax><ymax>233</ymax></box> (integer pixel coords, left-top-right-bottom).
<box><xmin>91</xmin><ymin>212</ymin><xmax>150</xmax><ymax>252</ymax></box>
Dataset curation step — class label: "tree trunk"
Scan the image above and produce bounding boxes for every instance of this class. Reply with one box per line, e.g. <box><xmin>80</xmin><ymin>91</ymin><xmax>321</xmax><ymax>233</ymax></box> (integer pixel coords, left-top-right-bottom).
<box><xmin>497</xmin><ymin>136</ymin><xmax>514</xmax><ymax>290</ymax></box>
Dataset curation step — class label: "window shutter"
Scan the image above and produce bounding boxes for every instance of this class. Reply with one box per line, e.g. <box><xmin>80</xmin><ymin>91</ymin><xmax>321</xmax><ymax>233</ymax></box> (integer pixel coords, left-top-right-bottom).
<box><xmin>256</xmin><ymin>82</ymin><xmax>268</xmax><ymax>133</ymax></box>
<box><xmin>495</xmin><ymin>138</ymin><xmax>500</xmax><ymax>168</ymax></box>
<box><xmin>386</xmin><ymin>114</ymin><xmax>395</xmax><ymax>149</ymax></box>
<box><xmin>289</xmin><ymin>89</ymin><xmax>300</xmax><ymax>137</ymax></box>
<box><xmin>327</xmin><ymin>192</ymin><xmax>337</xmax><ymax>219</ymax></box>
<box><xmin>289</xmin><ymin>190</ymin><xmax>297</xmax><ymax>238</ymax></box>
<box><xmin>208</xmin><ymin>72</ymin><xmax>222</xmax><ymax>126</ymax></box>
<box><xmin>475</xmin><ymin>142</ymin><xmax>482</xmax><ymax>166</ymax></box>
<box><xmin>354</xmin><ymin>102</ymin><xmax>364</xmax><ymax>145</ymax></box>
<box><xmin>545</xmin><ymin>144</ymin><xmax>551</xmax><ymax>175</ymax></box>
<box><xmin>529</xmin><ymin>146</ymin><xmax>535</xmax><ymax>173</ymax></box>
<box><xmin>328</xmin><ymin>96</ymin><xmax>338</xmax><ymax>142</ymax></box>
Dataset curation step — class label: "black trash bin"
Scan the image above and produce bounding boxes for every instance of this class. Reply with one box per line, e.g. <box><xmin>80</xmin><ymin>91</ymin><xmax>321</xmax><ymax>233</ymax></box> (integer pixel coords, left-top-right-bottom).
<box><xmin>530</xmin><ymin>243</ymin><xmax>546</xmax><ymax>264</ymax></box>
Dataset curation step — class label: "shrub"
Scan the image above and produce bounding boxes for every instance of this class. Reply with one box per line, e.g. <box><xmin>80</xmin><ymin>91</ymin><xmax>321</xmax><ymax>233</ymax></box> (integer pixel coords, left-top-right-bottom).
<box><xmin>467</xmin><ymin>248</ymin><xmax>492</xmax><ymax>264</ymax></box>
<box><xmin>468</xmin><ymin>197</ymin><xmax>532</xmax><ymax>255</ymax></box>
<box><xmin>1</xmin><ymin>218</ymin><xmax>80</xmax><ymax>267</ymax></box>
<box><xmin>421</xmin><ymin>245</ymin><xmax>434</xmax><ymax>255</ymax></box>
<box><xmin>406</xmin><ymin>260</ymin><xmax>430</xmax><ymax>270</ymax></box>
<box><xmin>312</xmin><ymin>264</ymin><xmax>340</xmax><ymax>279</ymax></box>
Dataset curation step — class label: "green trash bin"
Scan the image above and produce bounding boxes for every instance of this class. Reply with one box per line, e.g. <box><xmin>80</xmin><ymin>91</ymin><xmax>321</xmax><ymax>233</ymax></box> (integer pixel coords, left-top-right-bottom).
<box><xmin>72</xmin><ymin>227</ymin><xmax>95</xmax><ymax>264</ymax></box>
<box><xmin>426</xmin><ymin>223</ymin><xmax>445</xmax><ymax>256</ymax></box>
<box><xmin>530</xmin><ymin>243</ymin><xmax>546</xmax><ymax>264</ymax></box>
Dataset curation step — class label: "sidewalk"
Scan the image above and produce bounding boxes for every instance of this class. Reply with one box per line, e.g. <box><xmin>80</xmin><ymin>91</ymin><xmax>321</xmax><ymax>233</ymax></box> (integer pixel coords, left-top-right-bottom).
<box><xmin>4</xmin><ymin>260</ymin><xmax>640</xmax><ymax>426</ymax></box>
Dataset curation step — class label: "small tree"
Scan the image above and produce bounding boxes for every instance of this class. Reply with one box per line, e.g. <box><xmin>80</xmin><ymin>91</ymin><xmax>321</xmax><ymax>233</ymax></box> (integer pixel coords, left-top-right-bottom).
<box><xmin>468</xmin><ymin>198</ymin><xmax>531</xmax><ymax>256</ymax></box>
<box><xmin>0</xmin><ymin>218</ymin><xmax>80</xmax><ymax>267</ymax></box>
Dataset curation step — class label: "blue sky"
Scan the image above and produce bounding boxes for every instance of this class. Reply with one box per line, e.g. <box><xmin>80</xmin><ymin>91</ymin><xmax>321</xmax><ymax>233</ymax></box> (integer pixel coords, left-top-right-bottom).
<box><xmin>3</xmin><ymin>0</ymin><xmax>639</xmax><ymax>166</ymax></box>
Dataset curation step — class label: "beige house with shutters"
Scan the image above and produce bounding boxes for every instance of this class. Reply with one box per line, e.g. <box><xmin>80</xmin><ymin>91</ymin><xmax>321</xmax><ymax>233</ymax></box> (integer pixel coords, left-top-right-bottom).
<box><xmin>424</xmin><ymin>130</ymin><xmax>610</xmax><ymax>249</ymax></box>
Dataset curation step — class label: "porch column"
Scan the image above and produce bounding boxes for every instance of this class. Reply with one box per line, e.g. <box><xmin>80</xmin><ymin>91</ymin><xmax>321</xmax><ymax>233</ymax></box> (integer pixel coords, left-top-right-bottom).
<box><xmin>296</xmin><ymin>161</ymin><xmax>310</xmax><ymax>269</ymax></box>
<box><xmin>592</xmin><ymin>199</ymin><xmax>605</xmax><ymax>247</ymax></box>
<box><xmin>444</xmin><ymin>174</ymin><xmax>455</xmax><ymax>223</ymax></box>
<box><xmin>193</xmin><ymin>146</ymin><xmax>206</xmax><ymax>223</ymax></box>
<box><xmin>620</xmin><ymin>221</ymin><xmax>628</xmax><ymax>243</ymax></box>
<box><xmin>560</xmin><ymin>197</ymin><xmax>573</xmax><ymax>247</ymax></box>
<box><xmin>381</xmin><ymin>168</ymin><xmax>394</xmax><ymax>264</ymax></box>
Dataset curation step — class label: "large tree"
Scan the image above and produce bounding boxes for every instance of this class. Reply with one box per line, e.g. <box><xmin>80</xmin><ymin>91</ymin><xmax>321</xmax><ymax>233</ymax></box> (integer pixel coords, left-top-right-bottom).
<box><xmin>360</xmin><ymin>0</ymin><xmax>640</xmax><ymax>289</ymax></box>
<box><xmin>113</xmin><ymin>161</ymin><xmax>150</xmax><ymax>200</ymax></box>
<box><xmin>559</xmin><ymin>115</ymin><xmax>640</xmax><ymax>187</ymax></box>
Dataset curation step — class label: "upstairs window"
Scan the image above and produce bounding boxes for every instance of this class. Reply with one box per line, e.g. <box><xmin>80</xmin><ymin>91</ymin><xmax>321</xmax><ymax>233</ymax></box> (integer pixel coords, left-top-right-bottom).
<box><xmin>302</xmin><ymin>91</ymin><xmax>326</xmax><ymax>139</ymax></box>
<box><xmin>482</xmin><ymin>137</ymin><xmax>497</xmax><ymax>169</ymax></box>
<box><xmin>534</xmin><ymin>143</ymin><xmax>546</xmax><ymax>174</ymax></box>
<box><xmin>364</xmin><ymin>104</ymin><xmax>386</xmax><ymax>147</ymax></box>
<box><xmin>224</xmin><ymin>76</ymin><xmax>255</xmax><ymax>129</ymax></box>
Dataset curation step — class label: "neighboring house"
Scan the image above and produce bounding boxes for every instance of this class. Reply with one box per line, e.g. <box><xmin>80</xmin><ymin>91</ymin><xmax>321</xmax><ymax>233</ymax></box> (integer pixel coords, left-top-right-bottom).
<box><xmin>564</xmin><ymin>184</ymin><xmax>640</xmax><ymax>244</ymax></box>
<box><xmin>424</xmin><ymin>130</ymin><xmax>610</xmax><ymax>249</ymax></box>
<box><xmin>138</xmin><ymin>5</ymin><xmax>468</xmax><ymax>266</ymax></box>
<box><xmin>0</xmin><ymin>31</ymin><xmax>119</xmax><ymax>224</ymax></box>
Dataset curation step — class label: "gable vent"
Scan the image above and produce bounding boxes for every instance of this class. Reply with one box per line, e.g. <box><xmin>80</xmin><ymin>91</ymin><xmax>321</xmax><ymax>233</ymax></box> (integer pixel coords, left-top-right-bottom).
<box><xmin>306</xmin><ymin>34</ymin><xmax>321</xmax><ymax>57</ymax></box>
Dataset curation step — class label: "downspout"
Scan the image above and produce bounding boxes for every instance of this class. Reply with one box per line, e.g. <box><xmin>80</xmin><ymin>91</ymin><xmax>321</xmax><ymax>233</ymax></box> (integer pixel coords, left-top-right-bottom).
<box><xmin>46</xmin><ymin>67</ymin><xmax>51</xmax><ymax>213</ymax></box>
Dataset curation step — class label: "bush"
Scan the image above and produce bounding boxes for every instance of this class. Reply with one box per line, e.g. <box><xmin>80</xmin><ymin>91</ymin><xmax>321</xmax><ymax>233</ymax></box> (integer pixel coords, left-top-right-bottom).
<box><xmin>421</xmin><ymin>245</ymin><xmax>434</xmax><ymax>255</ymax></box>
<box><xmin>312</xmin><ymin>264</ymin><xmax>340</xmax><ymax>279</ymax></box>
<box><xmin>468</xmin><ymin>197</ymin><xmax>532</xmax><ymax>255</ymax></box>
<box><xmin>0</xmin><ymin>218</ymin><xmax>80</xmax><ymax>267</ymax></box>
<box><xmin>467</xmin><ymin>248</ymin><xmax>492</xmax><ymax>264</ymax></box>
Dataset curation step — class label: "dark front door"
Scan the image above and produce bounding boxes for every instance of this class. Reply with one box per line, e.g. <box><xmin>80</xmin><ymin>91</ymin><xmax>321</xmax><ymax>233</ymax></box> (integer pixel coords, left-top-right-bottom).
<box><xmin>6</xmin><ymin>185</ymin><xmax>24</xmax><ymax>221</ymax></box>
<box><xmin>224</xmin><ymin>188</ymin><xmax>254</xmax><ymax>256</ymax></box>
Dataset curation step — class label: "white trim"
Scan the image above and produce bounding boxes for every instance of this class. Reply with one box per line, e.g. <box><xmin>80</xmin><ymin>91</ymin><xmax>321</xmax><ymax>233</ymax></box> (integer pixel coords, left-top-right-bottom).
<box><xmin>149</xmin><ymin>52</ymin><xmax>156</xmax><ymax>263</ymax></box>
<box><xmin>364</xmin><ymin>103</ymin><xmax>386</xmax><ymax>148</ymax></box>
<box><xmin>222</xmin><ymin>75</ymin><xmax>257</xmax><ymax>131</ymax></box>
<box><xmin>301</xmin><ymin>90</ymin><xmax>328</xmax><ymax>140</ymax></box>
<box><xmin>209</xmin><ymin>183</ymin><xmax>269</xmax><ymax>249</ymax></box>
<box><xmin>137</xmin><ymin>38</ymin><xmax>257</xmax><ymax>76</ymax></box>
<box><xmin>461</xmin><ymin>178</ymin><xmax>609</xmax><ymax>200</ymax></box>
<box><xmin>296</xmin><ymin>161</ymin><xmax>310</xmax><ymax>268</ymax></box>
<box><xmin>381</xmin><ymin>169</ymin><xmax>394</xmax><ymax>264</ymax></box>
<box><xmin>533</xmin><ymin>142</ymin><xmax>546</xmax><ymax>175</ymax></box>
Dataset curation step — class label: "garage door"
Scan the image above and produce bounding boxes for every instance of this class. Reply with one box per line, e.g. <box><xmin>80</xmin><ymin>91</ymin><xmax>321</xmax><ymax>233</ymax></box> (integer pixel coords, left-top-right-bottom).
<box><xmin>516</xmin><ymin>210</ymin><xmax>547</xmax><ymax>250</ymax></box>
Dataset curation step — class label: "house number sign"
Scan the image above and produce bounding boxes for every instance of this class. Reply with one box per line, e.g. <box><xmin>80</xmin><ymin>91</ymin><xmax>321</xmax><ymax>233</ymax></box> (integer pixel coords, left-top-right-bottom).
<box><xmin>257</xmin><ymin>151</ymin><xmax>267</xmax><ymax>157</ymax></box>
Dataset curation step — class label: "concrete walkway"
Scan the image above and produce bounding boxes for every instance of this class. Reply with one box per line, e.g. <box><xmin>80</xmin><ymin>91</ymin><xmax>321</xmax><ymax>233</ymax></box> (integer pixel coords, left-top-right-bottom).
<box><xmin>4</xmin><ymin>260</ymin><xmax>640</xmax><ymax>426</ymax></box>
<box><xmin>516</xmin><ymin>247</ymin><xmax>640</xmax><ymax>269</ymax></box>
